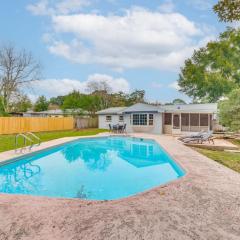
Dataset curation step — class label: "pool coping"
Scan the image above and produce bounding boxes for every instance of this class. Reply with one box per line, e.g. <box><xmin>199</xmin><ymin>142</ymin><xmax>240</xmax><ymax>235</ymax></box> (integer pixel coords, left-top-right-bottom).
<box><xmin>0</xmin><ymin>133</ymin><xmax>189</xmax><ymax>202</ymax></box>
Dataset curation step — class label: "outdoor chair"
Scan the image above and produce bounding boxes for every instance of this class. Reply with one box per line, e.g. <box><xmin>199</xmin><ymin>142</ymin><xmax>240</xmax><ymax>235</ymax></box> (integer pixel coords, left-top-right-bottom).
<box><xmin>117</xmin><ymin>124</ymin><xmax>126</xmax><ymax>134</ymax></box>
<box><xmin>122</xmin><ymin>123</ymin><xmax>126</xmax><ymax>133</ymax></box>
<box><xmin>118</xmin><ymin>125</ymin><xmax>123</xmax><ymax>133</ymax></box>
<box><xmin>179</xmin><ymin>130</ymin><xmax>205</xmax><ymax>141</ymax></box>
<box><xmin>112</xmin><ymin>124</ymin><xmax>119</xmax><ymax>133</ymax></box>
<box><xmin>182</xmin><ymin>131</ymin><xmax>214</xmax><ymax>144</ymax></box>
<box><xmin>199</xmin><ymin>132</ymin><xmax>215</xmax><ymax>144</ymax></box>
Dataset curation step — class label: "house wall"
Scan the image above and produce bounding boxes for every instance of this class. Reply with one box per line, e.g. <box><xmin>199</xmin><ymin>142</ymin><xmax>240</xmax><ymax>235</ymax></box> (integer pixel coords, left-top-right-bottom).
<box><xmin>163</xmin><ymin>125</ymin><xmax>172</xmax><ymax>134</ymax></box>
<box><xmin>102</xmin><ymin>113</ymin><xmax>163</xmax><ymax>134</ymax></box>
<box><xmin>98</xmin><ymin>115</ymin><xmax>123</xmax><ymax>129</ymax></box>
<box><xmin>124</xmin><ymin>113</ymin><xmax>162</xmax><ymax>134</ymax></box>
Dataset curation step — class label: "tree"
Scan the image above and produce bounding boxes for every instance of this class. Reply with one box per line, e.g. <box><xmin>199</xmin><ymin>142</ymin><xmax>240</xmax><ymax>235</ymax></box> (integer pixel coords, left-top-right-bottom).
<box><xmin>34</xmin><ymin>96</ymin><xmax>49</xmax><ymax>112</ymax></box>
<box><xmin>49</xmin><ymin>96</ymin><xmax>65</xmax><ymax>106</ymax></box>
<box><xmin>56</xmin><ymin>88</ymin><xmax>146</xmax><ymax>116</ymax></box>
<box><xmin>172</xmin><ymin>98</ymin><xmax>186</xmax><ymax>105</ymax></box>
<box><xmin>126</xmin><ymin>90</ymin><xmax>145</xmax><ymax>106</ymax></box>
<box><xmin>86</xmin><ymin>80</ymin><xmax>112</xmax><ymax>93</ymax></box>
<box><xmin>62</xmin><ymin>91</ymin><xmax>83</xmax><ymax>112</ymax></box>
<box><xmin>82</xmin><ymin>94</ymin><xmax>102</xmax><ymax>117</ymax></box>
<box><xmin>111</xmin><ymin>92</ymin><xmax>128</xmax><ymax>107</ymax></box>
<box><xmin>87</xmin><ymin>80</ymin><xmax>112</xmax><ymax>109</ymax></box>
<box><xmin>0</xmin><ymin>46</ymin><xmax>40</xmax><ymax>113</ymax></box>
<box><xmin>219</xmin><ymin>88</ymin><xmax>240</xmax><ymax>131</ymax></box>
<box><xmin>178</xmin><ymin>28</ymin><xmax>240</xmax><ymax>102</ymax></box>
<box><xmin>62</xmin><ymin>91</ymin><xmax>102</xmax><ymax>116</ymax></box>
<box><xmin>214</xmin><ymin>0</ymin><xmax>240</xmax><ymax>22</ymax></box>
<box><xmin>11</xmin><ymin>94</ymin><xmax>32</xmax><ymax>112</ymax></box>
<box><xmin>0</xmin><ymin>97</ymin><xmax>8</xmax><ymax>116</ymax></box>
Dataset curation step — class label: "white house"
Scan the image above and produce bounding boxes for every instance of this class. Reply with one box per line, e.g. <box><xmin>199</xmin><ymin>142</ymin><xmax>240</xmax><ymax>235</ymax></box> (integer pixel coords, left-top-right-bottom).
<box><xmin>96</xmin><ymin>102</ymin><xmax>218</xmax><ymax>134</ymax></box>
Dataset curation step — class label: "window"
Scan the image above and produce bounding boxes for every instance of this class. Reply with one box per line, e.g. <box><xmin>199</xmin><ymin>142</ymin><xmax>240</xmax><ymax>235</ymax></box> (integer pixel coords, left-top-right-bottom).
<box><xmin>119</xmin><ymin>115</ymin><xmax>124</xmax><ymax>121</ymax></box>
<box><xmin>200</xmin><ymin>114</ymin><xmax>208</xmax><ymax>126</ymax></box>
<box><xmin>106</xmin><ymin>115</ymin><xmax>112</xmax><ymax>122</ymax></box>
<box><xmin>132</xmin><ymin>114</ymin><xmax>147</xmax><ymax>125</ymax></box>
<box><xmin>164</xmin><ymin>113</ymin><xmax>172</xmax><ymax>125</ymax></box>
<box><xmin>149</xmin><ymin>114</ymin><xmax>154</xmax><ymax>125</ymax></box>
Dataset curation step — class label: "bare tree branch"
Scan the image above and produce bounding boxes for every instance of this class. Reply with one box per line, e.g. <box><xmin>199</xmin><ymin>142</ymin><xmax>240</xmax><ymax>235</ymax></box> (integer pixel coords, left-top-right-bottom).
<box><xmin>0</xmin><ymin>45</ymin><xmax>41</xmax><ymax>113</ymax></box>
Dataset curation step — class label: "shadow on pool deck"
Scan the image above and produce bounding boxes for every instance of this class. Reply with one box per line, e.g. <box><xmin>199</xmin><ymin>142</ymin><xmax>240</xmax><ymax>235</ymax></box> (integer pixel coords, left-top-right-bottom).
<box><xmin>0</xmin><ymin>134</ymin><xmax>240</xmax><ymax>240</ymax></box>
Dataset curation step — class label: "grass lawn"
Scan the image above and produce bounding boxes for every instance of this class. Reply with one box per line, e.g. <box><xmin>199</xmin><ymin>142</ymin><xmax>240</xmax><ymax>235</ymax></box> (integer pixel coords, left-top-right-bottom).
<box><xmin>229</xmin><ymin>139</ymin><xmax>240</xmax><ymax>147</ymax></box>
<box><xmin>0</xmin><ymin>129</ymin><xmax>108</xmax><ymax>153</ymax></box>
<box><xmin>193</xmin><ymin>147</ymin><xmax>240</xmax><ymax>173</ymax></box>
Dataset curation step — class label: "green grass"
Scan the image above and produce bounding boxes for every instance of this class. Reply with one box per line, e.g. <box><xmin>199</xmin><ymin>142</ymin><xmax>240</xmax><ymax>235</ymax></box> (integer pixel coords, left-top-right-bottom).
<box><xmin>0</xmin><ymin>129</ymin><xmax>108</xmax><ymax>153</ymax></box>
<box><xmin>193</xmin><ymin>147</ymin><xmax>240</xmax><ymax>173</ymax></box>
<box><xmin>229</xmin><ymin>139</ymin><xmax>240</xmax><ymax>147</ymax></box>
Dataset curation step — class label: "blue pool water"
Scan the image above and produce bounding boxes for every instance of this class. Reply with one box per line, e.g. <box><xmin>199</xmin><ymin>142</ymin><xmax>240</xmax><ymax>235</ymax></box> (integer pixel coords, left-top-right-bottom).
<box><xmin>0</xmin><ymin>137</ymin><xmax>185</xmax><ymax>200</ymax></box>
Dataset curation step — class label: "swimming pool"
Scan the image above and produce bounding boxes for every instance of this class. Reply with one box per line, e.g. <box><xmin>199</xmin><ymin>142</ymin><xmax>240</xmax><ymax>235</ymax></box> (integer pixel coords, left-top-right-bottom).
<box><xmin>0</xmin><ymin>137</ymin><xmax>185</xmax><ymax>200</ymax></box>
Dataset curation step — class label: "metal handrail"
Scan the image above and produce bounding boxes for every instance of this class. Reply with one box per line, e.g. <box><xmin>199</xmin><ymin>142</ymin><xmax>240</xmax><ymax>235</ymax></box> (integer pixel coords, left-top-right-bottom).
<box><xmin>25</xmin><ymin>132</ymin><xmax>41</xmax><ymax>146</ymax></box>
<box><xmin>15</xmin><ymin>133</ymin><xmax>34</xmax><ymax>153</ymax></box>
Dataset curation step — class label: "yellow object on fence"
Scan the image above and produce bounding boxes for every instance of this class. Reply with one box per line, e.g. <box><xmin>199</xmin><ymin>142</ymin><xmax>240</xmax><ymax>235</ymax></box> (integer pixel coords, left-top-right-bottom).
<box><xmin>0</xmin><ymin>117</ymin><xmax>74</xmax><ymax>134</ymax></box>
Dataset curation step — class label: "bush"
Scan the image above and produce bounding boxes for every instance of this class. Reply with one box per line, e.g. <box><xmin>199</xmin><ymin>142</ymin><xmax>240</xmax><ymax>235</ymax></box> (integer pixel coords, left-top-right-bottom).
<box><xmin>219</xmin><ymin>89</ymin><xmax>240</xmax><ymax>131</ymax></box>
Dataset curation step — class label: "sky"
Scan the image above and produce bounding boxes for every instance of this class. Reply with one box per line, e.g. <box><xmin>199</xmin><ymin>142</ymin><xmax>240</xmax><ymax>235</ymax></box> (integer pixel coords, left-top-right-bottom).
<box><xmin>0</xmin><ymin>0</ymin><xmax>227</xmax><ymax>103</ymax></box>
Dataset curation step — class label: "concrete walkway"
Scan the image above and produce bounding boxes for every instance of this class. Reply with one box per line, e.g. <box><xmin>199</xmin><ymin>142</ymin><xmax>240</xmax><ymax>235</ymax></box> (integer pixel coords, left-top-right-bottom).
<box><xmin>0</xmin><ymin>134</ymin><xmax>240</xmax><ymax>240</ymax></box>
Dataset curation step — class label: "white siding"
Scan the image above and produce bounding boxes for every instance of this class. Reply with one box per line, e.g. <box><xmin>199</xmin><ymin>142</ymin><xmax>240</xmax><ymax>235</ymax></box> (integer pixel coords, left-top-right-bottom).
<box><xmin>130</xmin><ymin>113</ymin><xmax>162</xmax><ymax>134</ymax></box>
<box><xmin>98</xmin><ymin>115</ymin><xmax>123</xmax><ymax>129</ymax></box>
<box><xmin>98</xmin><ymin>113</ymin><xmax>163</xmax><ymax>134</ymax></box>
<box><xmin>123</xmin><ymin>113</ymin><xmax>163</xmax><ymax>134</ymax></box>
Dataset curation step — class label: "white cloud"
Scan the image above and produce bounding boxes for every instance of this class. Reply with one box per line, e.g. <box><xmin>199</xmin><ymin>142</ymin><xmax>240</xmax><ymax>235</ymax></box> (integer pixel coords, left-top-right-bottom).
<box><xmin>87</xmin><ymin>73</ymin><xmax>130</xmax><ymax>93</ymax></box>
<box><xmin>27</xmin><ymin>0</ymin><xmax>90</xmax><ymax>16</ymax></box>
<box><xmin>56</xmin><ymin>0</ymin><xmax>90</xmax><ymax>14</ymax></box>
<box><xmin>158</xmin><ymin>0</ymin><xmax>175</xmax><ymax>13</ymax></box>
<box><xmin>27</xmin><ymin>0</ymin><xmax>50</xmax><ymax>16</ymax></box>
<box><xmin>30</xmin><ymin>74</ymin><xmax>130</xmax><ymax>98</ymax></box>
<box><xmin>168</xmin><ymin>81</ymin><xmax>180</xmax><ymax>90</ymax></box>
<box><xmin>45</xmin><ymin>7</ymin><xmax>213</xmax><ymax>71</ymax></box>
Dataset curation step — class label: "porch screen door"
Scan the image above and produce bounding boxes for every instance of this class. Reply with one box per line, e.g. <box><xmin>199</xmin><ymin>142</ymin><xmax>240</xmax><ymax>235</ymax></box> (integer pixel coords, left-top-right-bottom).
<box><xmin>173</xmin><ymin>114</ymin><xmax>180</xmax><ymax>129</ymax></box>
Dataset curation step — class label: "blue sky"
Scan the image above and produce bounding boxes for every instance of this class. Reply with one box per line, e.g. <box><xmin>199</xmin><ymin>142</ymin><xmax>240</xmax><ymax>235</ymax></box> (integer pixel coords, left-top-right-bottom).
<box><xmin>0</xmin><ymin>0</ymin><xmax>226</xmax><ymax>103</ymax></box>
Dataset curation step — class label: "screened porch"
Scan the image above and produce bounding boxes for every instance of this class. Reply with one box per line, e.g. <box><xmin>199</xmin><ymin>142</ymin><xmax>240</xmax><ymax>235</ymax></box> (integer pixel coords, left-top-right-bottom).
<box><xmin>163</xmin><ymin>113</ymin><xmax>213</xmax><ymax>134</ymax></box>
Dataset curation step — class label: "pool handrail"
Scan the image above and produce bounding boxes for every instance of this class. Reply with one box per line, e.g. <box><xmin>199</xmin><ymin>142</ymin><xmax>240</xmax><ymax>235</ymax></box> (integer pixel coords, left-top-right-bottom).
<box><xmin>25</xmin><ymin>132</ymin><xmax>41</xmax><ymax>146</ymax></box>
<box><xmin>15</xmin><ymin>133</ymin><xmax>35</xmax><ymax>153</ymax></box>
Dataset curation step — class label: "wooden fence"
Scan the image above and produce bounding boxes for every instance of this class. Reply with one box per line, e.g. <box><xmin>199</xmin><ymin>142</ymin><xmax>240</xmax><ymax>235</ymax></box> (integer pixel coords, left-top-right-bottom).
<box><xmin>75</xmin><ymin>117</ymin><xmax>98</xmax><ymax>129</ymax></box>
<box><xmin>0</xmin><ymin>117</ymin><xmax>74</xmax><ymax>134</ymax></box>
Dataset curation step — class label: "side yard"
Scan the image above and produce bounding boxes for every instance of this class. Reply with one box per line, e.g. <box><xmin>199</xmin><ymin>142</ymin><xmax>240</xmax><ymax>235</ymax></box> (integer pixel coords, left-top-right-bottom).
<box><xmin>193</xmin><ymin>139</ymin><xmax>240</xmax><ymax>173</ymax></box>
<box><xmin>0</xmin><ymin>129</ymin><xmax>108</xmax><ymax>153</ymax></box>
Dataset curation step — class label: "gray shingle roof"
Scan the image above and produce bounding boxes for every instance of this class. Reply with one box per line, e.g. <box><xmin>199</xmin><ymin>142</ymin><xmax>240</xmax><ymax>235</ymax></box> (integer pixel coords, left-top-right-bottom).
<box><xmin>96</xmin><ymin>107</ymin><xmax>127</xmax><ymax>115</ymax></box>
<box><xmin>123</xmin><ymin>103</ymin><xmax>163</xmax><ymax>113</ymax></box>
<box><xmin>162</xmin><ymin>103</ymin><xmax>218</xmax><ymax>113</ymax></box>
<box><xmin>96</xmin><ymin>103</ymin><xmax>218</xmax><ymax>115</ymax></box>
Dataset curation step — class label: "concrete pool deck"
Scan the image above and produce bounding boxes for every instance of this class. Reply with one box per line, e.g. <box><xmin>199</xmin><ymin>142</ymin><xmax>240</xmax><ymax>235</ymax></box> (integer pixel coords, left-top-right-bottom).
<box><xmin>0</xmin><ymin>134</ymin><xmax>240</xmax><ymax>240</ymax></box>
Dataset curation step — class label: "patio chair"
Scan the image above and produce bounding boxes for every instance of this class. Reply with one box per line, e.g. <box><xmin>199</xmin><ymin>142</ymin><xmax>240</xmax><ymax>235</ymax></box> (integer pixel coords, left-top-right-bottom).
<box><xmin>122</xmin><ymin>123</ymin><xmax>126</xmax><ymax>133</ymax></box>
<box><xmin>117</xmin><ymin>124</ymin><xmax>126</xmax><ymax>134</ymax></box>
<box><xmin>112</xmin><ymin>124</ymin><xmax>119</xmax><ymax>133</ymax></box>
<box><xmin>183</xmin><ymin>131</ymin><xmax>214</xmax><ymax>144</ymax></box>
<box><xmin>199</xmin><ymin>131</ymin><xmax>214</xmax><ymax>144</ymax></box>
<box><xmin>119</xmin><ymin>125</ymin><xmax>123</xmax><ymax>133</ymax></box>
<box><xmin>179</xmin><ymin>130</ymin><xmax>205</xmax><ymax>141</ymax></box>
